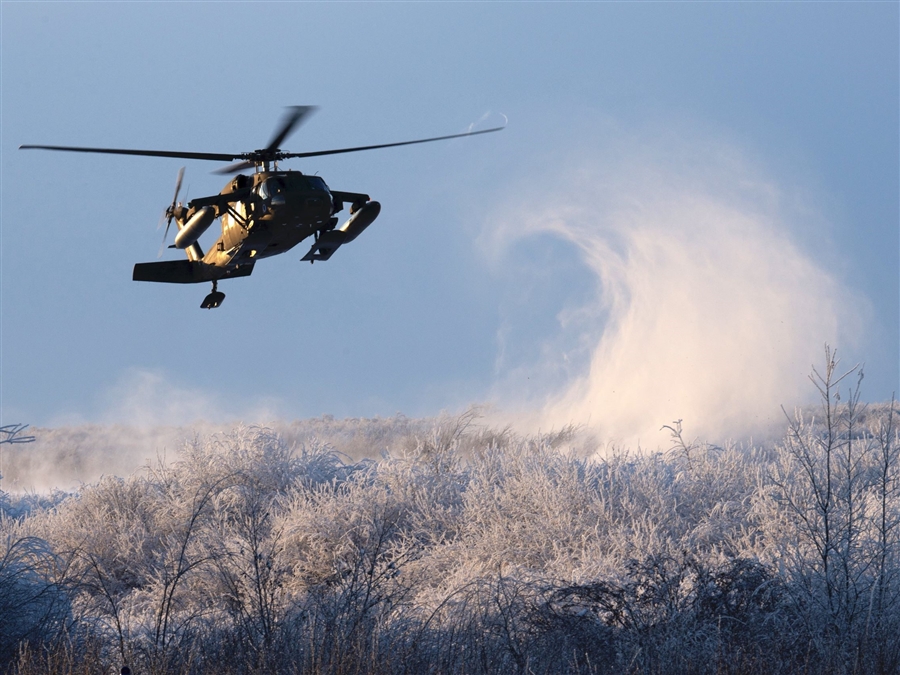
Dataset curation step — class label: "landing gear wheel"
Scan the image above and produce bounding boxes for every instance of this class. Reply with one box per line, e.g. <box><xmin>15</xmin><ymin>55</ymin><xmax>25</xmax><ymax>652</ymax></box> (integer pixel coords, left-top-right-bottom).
<box><xmin>201</xmin><ymin>281</ymin><xmax>225</xmax><ymax>309</ymax></box>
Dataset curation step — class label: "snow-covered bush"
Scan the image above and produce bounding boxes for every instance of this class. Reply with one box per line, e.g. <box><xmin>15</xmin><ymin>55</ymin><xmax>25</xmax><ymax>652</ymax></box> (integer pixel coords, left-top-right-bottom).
<box><xmin>0</xmin><ymin>528</ymin><xmax>70</xmax><ymax>666</ymax></box>
<box><xmin>5</xmin><ymin>358</ymin><xmax>900</xmax><ymax>674</ymax></box>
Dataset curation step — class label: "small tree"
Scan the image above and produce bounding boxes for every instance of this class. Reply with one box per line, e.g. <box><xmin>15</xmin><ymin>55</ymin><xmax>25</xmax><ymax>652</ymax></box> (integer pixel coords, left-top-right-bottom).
<box><xmin>762</xmin><ymin>346</ymin><xmax>900</xmax><ymax>674</ymax></box>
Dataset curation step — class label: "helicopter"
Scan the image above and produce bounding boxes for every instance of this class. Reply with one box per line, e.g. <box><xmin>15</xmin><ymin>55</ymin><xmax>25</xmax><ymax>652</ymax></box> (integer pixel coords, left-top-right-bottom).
<box><xmin>20</xmin><ymin>106</ymin><xmax>504</xmax><ymax>308</ymax></box>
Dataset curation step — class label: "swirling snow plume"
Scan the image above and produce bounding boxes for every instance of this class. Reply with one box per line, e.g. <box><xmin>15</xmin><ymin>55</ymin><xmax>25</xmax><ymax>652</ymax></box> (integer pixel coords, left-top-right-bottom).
<box><xmin>483</xmin><ymin>132</ymin><xmax>864</xmax><ymax>448</ymax></box>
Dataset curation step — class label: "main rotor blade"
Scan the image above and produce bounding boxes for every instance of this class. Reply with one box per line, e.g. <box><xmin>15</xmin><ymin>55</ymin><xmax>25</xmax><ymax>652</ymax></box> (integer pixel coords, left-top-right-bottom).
<box><xmin>19</xmin><ymin>145</ymin><xmax>239</xmax><ymax>162</ymax></box>
<box><xmin>279</xmin><ymin>125</ymin><xmax>505</xmax><ymax>160</ymax></box>
<box><xmin>212</xmin><ymin>160</ymin><xmax>257</xmax><ymax>176</ymax></box>
<box><xmin>21</xmin><ymin>117</ymin><xmax>505</xmax><ymax>172</ymax></box>
<box><xmin>266</xmin><ymin>105</ymin><xmax>317</xmax><ymax>152</ymax></box>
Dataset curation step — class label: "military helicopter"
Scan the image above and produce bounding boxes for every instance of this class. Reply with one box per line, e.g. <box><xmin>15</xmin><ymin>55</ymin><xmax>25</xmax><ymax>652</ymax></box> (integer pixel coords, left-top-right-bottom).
<box><xmin>20</xmin><ymin>106</ymin><xmax>504</xmax><ymax>308</ymax></box>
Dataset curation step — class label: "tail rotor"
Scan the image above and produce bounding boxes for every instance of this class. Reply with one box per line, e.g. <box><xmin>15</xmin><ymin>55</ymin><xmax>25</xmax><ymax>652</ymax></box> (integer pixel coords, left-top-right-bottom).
<box><xmin>158</xmin><ymin>167</ymin><xmax>185</xmax><ymax>257</ymax></box>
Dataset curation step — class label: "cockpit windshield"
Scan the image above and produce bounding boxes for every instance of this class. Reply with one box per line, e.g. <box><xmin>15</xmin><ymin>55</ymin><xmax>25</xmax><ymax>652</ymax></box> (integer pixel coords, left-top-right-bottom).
<box><xmin>258</xmin><ymin>173</ymin><xmax>329</xmax><ymax>199</ymax></box>
<box><xmin>306</xmin><ymin>176</ymin><xmax>329</xmax><ymax>192</ymax></box>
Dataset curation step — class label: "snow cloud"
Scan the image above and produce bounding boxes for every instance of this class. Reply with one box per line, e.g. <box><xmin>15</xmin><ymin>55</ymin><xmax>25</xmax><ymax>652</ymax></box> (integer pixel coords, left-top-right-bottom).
<box><xmin>482</xmin><ymin>129</ymin><xmax>865</xmax><ymax>448</ymax></box>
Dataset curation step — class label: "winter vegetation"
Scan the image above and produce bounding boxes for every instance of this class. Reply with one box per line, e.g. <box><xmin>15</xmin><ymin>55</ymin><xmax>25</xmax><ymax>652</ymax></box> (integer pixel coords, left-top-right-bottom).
<box><xmin>0</xmin><ymin>415</ymin><xmax>435</xmax><ymax>494</ymax></box>
<box><xmin>1</xmin><ymin>350</ymin><xmax>898</xmax><ymax>674</ymax></box>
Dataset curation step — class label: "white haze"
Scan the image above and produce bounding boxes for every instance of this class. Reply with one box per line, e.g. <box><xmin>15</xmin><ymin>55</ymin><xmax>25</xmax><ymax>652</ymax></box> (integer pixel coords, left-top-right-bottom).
<box><xmin>92</xmin><ymin>367</ymin><xmax>285</xmax><ymax>428</ymax></box>
<box><xmin>481</xmin><ymin>128</ymin><xmax>866</xmax><ymax>448</ymax></box>
<box><xmin>2</xmin><ymin>369</ymin><xmax>287</xmax><ymax>493</ymax></box>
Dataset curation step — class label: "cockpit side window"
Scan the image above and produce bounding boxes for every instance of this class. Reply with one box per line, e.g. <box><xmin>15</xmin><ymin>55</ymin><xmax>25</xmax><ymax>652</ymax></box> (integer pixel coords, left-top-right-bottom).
<box><xmin>258</xmin><ymin>177</ymin><xmax>286</xmax><ymax>200</ymax></box>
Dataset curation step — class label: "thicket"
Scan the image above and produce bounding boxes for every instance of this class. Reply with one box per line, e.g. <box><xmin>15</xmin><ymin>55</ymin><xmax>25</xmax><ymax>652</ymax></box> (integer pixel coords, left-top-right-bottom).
<box><xmin>1</xmin><ymin>350</ymin><xmax>898</xmax><ymax>674</ymax></box>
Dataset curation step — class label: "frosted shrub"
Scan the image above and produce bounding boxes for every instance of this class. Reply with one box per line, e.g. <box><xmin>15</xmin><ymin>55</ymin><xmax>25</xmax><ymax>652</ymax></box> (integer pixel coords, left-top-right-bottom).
<box><xmin>530</xmin><ymin>553</ymin><xmax>795</xmax><ymax>674</ymax></box>
<box><xmin>0</xmin><ymin>528</ymin><xmax>70</xmax><ymax>666</ymax></box>
<box><xmin>5</xmin><ymin>361</ymin><xmax>900</xmax><ymax>674</ymax></box>
<box><xmin>452</xmin><ymin>442</ymin><xmax>606</xmax><ymax>577</ymax></box>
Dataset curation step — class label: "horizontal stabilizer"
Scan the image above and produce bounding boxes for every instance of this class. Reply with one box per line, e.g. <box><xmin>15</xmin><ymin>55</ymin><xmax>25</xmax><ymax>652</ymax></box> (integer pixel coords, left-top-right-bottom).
<box><xmin>301</xmin><ymin>230</ymin><xmax>347</xmax><ymax>262</ymax></box>
<box><xmin>133</xmin><ymin>260</ymin><xmax>254</xmax><ymax>284</ymax></box>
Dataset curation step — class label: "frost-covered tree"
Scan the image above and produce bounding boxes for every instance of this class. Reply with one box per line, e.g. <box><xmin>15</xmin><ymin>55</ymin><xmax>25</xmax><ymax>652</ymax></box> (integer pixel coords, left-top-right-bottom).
<box><xmin>751</xmin><ymin>349</ymin><xmax>900</xmax><ymax>673</ymax></box>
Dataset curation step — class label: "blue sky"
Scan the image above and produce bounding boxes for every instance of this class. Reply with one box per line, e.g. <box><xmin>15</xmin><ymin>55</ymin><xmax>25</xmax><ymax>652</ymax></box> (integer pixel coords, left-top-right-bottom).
<box><xmin>2</xmin><ymin>2</ymin><xmax>897</xmax><ymax>443</ymax></box>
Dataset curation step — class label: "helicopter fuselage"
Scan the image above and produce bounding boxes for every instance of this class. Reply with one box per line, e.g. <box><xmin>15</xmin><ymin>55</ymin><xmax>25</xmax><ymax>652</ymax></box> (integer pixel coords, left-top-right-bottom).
<box><xmin>133</xmin><ymin>170</ymin><xmax>378</xmax><ymax>286</ymax></box>
<box><xmin>203</xmin><ymin>171</ymin><xmax>337</xmax><ymax>263</ymax></box>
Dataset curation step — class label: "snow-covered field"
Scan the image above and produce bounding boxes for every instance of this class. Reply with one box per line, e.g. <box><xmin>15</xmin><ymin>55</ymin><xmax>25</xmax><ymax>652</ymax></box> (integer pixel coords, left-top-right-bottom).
<box><xmin>2</xmin><ymin>363</ymin><xmax>898</xmax><ymax>674</ymax></box>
